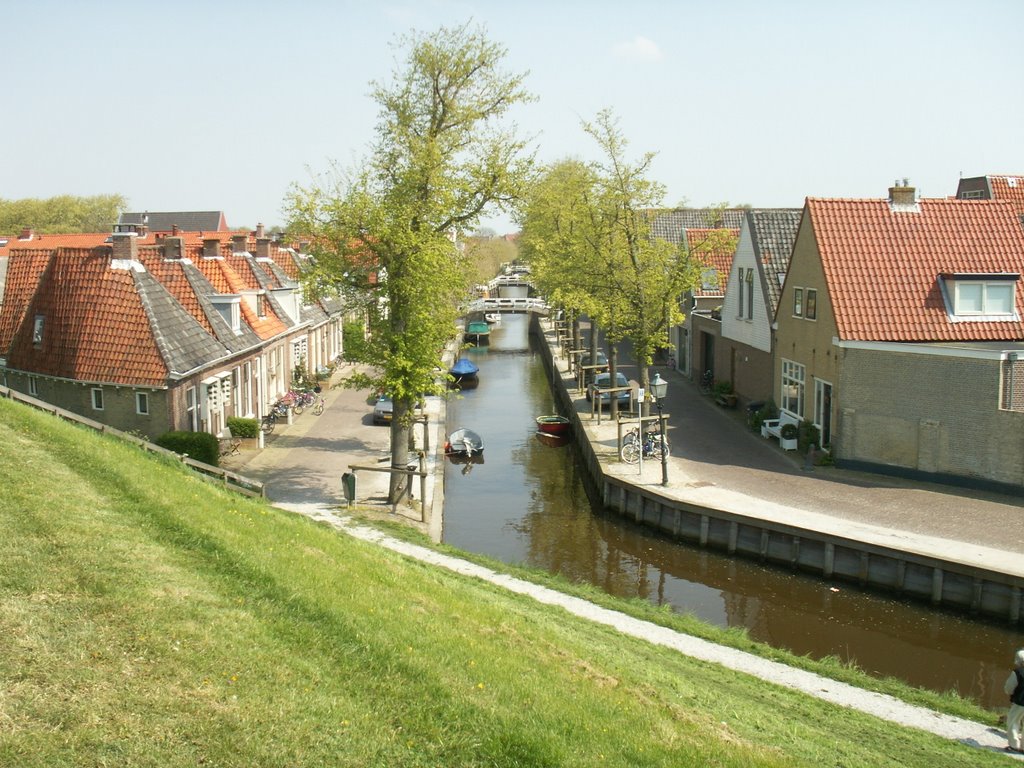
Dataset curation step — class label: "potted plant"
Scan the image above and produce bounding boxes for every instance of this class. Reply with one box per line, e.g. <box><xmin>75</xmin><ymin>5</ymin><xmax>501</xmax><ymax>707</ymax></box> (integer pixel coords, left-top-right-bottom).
<box><xmin>780</xmin><ymin>423</ymin><xmax>799</xmax><ymax>451</ymax></box>
<box><xmin>712</xmin><ymin>381</ymin><xmax>737</xmax><ymax>408</ymax></box>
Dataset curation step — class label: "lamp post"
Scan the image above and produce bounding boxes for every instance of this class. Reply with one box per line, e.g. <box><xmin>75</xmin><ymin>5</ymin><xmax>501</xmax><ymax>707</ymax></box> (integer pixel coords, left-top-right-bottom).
<box><xmin>650</xmin><ymin>372</ymin><xmax>669</xmax><ymax>486</ymax></box>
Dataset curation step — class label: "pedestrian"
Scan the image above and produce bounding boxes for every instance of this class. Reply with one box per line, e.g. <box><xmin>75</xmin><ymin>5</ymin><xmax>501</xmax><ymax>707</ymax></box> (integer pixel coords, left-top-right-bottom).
<box><xmin>1005</xmin><ymin>648</ymin><xmax>1024</xmax><ymax>753</ymax></box>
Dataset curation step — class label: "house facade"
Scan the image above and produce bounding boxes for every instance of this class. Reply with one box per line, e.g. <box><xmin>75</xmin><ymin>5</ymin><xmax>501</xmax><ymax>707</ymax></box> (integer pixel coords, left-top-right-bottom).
<box><xmin>719</xmin><ymin>209</ymin><xmax>801</xmax><ymax>406</ymax></box>
<box><xmin>0</xmin><ymin>224</ymin><xmax>347</xmax><ymax>441</ymax></box>
<box><xmin>774</xmin><ymin>183</ymin><xmax>1024</xmax><ymax>490</ymax></box>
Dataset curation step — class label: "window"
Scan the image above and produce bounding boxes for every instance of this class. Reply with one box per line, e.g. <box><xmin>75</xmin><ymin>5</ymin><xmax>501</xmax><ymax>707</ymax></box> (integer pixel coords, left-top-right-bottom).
<box><xmin>960</xmin><ymin>189</ymin><xmax>984</xmax><ymax>199</ymax></box>
<box><xmin>737</xmin><ymin>268</ymin><xmax>744</xmax><ymax>317</ymax></box>
<box><xmin>745</xmin><ymin>268</ymin><xmax>754</xmax><ymax>319</ymax></box>
<box><xmin>136</xmin><ymin>392</ymin><xmax>149</xmax><ymax>415</ymax></box>
<box><xmin>781</xmin><ymin>360</ymin><xmax>804</xmax><ymax>416</ymax></box>
<box><xmin>793</xmin><ymin>288</ymin><xmax>803</xmax><ymax>317</ymax></box>
<box><xmin>28</xmin><ymin>377</ymin><xmax>38</xmax><ymax>396</ymax></box>
<box><xmin>953</xmin><ymin>280</ymin><xmax>1015</xmax><ymax>316</ymax></box>
<box><xmin>186</xmin><ymin>386</ymin><xmax>199</xmax><ymax>431</ymax></box>
<box><xmin>91</xmin><ymin>388</ymin><xmax>104</xmax><ymax>410</ymax></box>
<box><xmin>33</xmin><ymin>315</ymin><xmax>44</xmax><ymax>347</ymax></box>
<box><xmin>805</xmin><ymin>289</ymin><xmax>817</xmax><ymax>320</ymax></box>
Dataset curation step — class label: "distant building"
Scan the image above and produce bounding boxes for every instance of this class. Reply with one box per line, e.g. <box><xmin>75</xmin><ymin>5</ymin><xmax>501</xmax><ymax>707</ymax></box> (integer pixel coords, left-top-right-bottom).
<box><xmin>119</xmin><ymin>210</ymin><xmax>230</xmax><ymax>232</ymax></box>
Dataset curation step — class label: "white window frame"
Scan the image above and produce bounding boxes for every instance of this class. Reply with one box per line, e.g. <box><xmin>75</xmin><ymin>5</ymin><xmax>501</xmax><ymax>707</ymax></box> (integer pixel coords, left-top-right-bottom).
<box><xmin>136</xmin><ymin>391</ymin><xmax>149</xmax><ymax>415</ymax></box>
<box><xmin>781</xmin><ymin>359</ymin><xmax>804</xmax><ymax>417</ymax></box>
<box><xmin>28</xmin><ymin>377</ymin><xmax>38</xmax><ymax>396</ymax></box>
<box><xmin>91</xmin><ymin>387</ymin><xmax>104</xmax><ymax>411</ymax></box>
<box><xmin>953</xmin><ymin>280</ymin><xmax>1015</xmax><ymax>316</ymax></box>
<box><xmin>745</xmin><ymin>268</ymin><xmax>754</xmax><ymax>319</ymax></box>
<box><xmin>186</xmin><ymin>386</ymin><xmax>199</xmax><ymax>431</ymax></box>
<box><xmin>793</xmin><ymin>287</ymin><xmax>803</xmax><ymax>317</ymax></box>
<box><xmin>737</xmin><ymin>267</ymin><xmax>745</xmax><ymax>318</ymax></box>
<box><xmin>32</xmin><ymin>315</ymin><xmax>44</xmax><ymax>346</ymax></box>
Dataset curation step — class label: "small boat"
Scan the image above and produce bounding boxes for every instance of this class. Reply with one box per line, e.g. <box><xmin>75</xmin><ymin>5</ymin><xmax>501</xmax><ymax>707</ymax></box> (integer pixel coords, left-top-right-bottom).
<box><xmin>449</xmin><ymin>357</ymin><xmax>480</xmax><ymax>388</ymax></box>
<box><xmin>465</xmin><ymin>320</ymin><xmax>491</xmax><ymax>344</ymax></box>
<box><xmin>535</xmin><ymin>415</ymin><xmax>571</xmax><ymax>435</ymax></box>
<box><xmin>484</xmin><ymin>313</ymin><xmax>502</xmax><ymax>324</ymax></box>
<box><xmin>445</xmin><ymin>428</ymin><xmax>484</xmax><ymax>456</ymax></box>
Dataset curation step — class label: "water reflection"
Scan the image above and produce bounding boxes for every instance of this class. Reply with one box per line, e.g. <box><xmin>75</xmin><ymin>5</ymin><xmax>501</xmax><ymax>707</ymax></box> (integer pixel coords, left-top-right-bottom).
<box><xmin>442</xmin><ymin>314</ymin><xmax>1016</xmax><ymax>710</ymax></box>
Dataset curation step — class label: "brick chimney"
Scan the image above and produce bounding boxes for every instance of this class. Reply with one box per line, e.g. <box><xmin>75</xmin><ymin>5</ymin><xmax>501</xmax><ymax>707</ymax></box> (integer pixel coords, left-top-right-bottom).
<box><xmin>255</xmin><ymin>222</ymin><xmax>265</xmax><ymax>238</ymax></box>
<box><xmin>111</xmin><ymin>231</ymin><xmax>138</xmax><ymax>261</ymax></box>
<box><xmin>19</xmin><ymin>227</ymin><xmax>34</xmax><ymax>241</ymax></box>
<box><xmin>163</xmin><ymin>236</ymin><xmax>185</xmax><ymax>261</ymax></box>
<box><xmin>256</xmin><ymin>234</ymin><xmax>271</xmax><ymax>259</ymax></box>
<box><xmin>231</xmin><ymin>234</ymin><xmax>248</xmax><ymax>254</ymax></box>
<box><xmin>202</xmin><ymin>237</ymin><xmax>221</xmax><ymax>259</ymax></box>
<box><xmin>888</xmin><ymin>178</ymin><xmax>918</xmax><ymax>209</ymax></box>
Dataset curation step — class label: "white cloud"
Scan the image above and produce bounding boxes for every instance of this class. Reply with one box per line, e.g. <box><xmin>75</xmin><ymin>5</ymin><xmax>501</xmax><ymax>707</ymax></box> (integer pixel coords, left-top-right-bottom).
<box><xmin>612</xmin><ymin>36</ymin><xmax>664</xmax><ymax>61</ymax></box>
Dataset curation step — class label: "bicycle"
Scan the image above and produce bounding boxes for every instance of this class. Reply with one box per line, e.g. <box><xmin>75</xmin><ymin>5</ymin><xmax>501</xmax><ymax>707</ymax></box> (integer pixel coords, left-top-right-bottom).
<box><xmin>620</xmin><ymin>426</ymin><xmax>670</xmax><ymax>464</ymax></box>
<box><xmin>260</xmin><ymin>399</ymin><xmax>291</xmax><ymax>434</ymax></box>
<box><xmin>699</xmin><ymin>369</ymin><xmax>714</xmax><ymax>395</ymax></box>
<box><xmin>311</xmin><ymin>395</ymin><xmax>325</xmax><ymax>416</ymax></box>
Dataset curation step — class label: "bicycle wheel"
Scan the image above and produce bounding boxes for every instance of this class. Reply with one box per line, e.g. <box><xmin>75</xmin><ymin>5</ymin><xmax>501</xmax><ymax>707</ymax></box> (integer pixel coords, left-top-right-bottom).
<box><xmin>260</xmin><ymin>415</ymin><xmax>276</xmax><ymax>434</ymax></box>
<box><xmin>651</xmin><ymin>436</ymin><xmax>670</xmax><ymax>459</ymax></box>
<box><xmin>292</xmin><ymin>402</ymin><xmax>304</xmax><ymax>415</ymax></box>
<box><xmin>313</xmin><ymin>398</ymin><xmax>324</xmax><ymax>415</ymax></box>
<box><xmin>620</xmin><ymin>441</ymin><xmax>641</xmax><ymax>464</ymax></box>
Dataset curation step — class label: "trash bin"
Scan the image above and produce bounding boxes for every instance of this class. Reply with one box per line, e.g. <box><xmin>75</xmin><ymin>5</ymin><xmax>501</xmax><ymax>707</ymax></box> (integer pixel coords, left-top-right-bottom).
<box><xmin>341</xmin><ymin>472</ymin><xmax>356</xmax><ymax>505</ymax></box>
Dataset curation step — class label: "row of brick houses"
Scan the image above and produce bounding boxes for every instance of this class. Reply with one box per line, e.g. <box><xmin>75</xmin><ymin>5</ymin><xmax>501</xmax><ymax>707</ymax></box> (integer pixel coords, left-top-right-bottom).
<box><xmin>0</xmin><ymin>217</ymin><xmax>349</xmax><ymax>441</ymax></box>
<box><xmin>659</xmin><ymin>175</ymin><xmax>1024</xmax><ymax>492</ymax></box>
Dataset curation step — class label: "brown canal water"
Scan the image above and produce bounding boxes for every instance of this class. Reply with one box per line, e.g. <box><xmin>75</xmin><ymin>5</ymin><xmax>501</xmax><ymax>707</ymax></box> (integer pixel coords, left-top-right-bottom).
<box><xmin>441</xmin><ymin>314</ymin><xmax>1019</xmax><ymax>711</ymax></box>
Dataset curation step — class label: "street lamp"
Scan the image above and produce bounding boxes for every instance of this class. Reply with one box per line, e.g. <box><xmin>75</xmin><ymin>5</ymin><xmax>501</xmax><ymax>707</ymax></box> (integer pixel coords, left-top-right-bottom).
<box><xmin>650</xmin><ymin>372</ymin><xmax>669</xmax><ymax>486</ymax></box>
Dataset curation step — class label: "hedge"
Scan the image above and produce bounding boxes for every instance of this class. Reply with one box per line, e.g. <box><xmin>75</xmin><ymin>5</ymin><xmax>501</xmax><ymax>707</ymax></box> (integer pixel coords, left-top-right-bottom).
<box><xmin>155</xmin><ymin>431</ymin><xmax>220</xmax><ymax>466</ymax></box>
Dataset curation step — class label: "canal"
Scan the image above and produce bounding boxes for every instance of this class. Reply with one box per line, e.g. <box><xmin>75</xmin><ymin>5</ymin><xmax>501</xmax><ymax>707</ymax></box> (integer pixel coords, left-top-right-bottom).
<box><xmin>441</xmin><ymin>313</ymin><xmax>1018</xmax><ymax>711</ymax></box>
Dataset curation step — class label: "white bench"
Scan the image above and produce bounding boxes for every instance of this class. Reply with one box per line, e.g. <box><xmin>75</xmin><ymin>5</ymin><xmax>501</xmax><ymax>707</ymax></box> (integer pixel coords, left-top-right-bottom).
<box><xmin>760</xmin><ymin>411</ymin><xmax>800</xmax><ymax>449</ymax></box>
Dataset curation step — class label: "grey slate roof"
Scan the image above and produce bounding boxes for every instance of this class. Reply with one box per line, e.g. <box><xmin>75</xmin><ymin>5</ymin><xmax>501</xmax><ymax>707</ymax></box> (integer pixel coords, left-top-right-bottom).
<box><xmin>132</xmin><ymin>270</ymin><xmax>227</xmax><ymax>378</ymax></box>
<box><xmin>121</xmin><ymin>211</ymin><xmax>227</xmax><ymax>232</ymax></box>
<box><xmin>649</xmin><ymin>208</ymin><xmax>747</xmax><ymax>244</ymax></box>
<box><xmin>747</xmin><ymin>209</ymin><xmax>802</xmax><ymax>315</ymax></box>
<box><xmin>181</xmin><ymin>263</ymin><xmax>266</xmax><ymax>352</ymax></box>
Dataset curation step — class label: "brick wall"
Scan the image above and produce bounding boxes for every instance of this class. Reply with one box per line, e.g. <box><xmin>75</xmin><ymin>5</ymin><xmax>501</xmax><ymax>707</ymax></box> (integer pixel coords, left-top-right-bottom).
<box><xmin>838</xmin><ymin>347</ymin><xmax>1024</xmax><ymax>487</ymax></box>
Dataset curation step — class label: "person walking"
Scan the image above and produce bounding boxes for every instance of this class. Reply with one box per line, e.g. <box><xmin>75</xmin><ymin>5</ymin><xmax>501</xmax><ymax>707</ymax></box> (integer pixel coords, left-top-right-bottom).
<box><xmin>1004</xmin><ymin>649</ymin><xmax>1024</xmax><ymax>753</ymax></box>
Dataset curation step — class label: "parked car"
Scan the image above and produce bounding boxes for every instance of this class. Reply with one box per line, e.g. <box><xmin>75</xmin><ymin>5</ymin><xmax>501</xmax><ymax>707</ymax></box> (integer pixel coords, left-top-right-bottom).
<box><xmin>372</xmin><ymin>394</ymin><xmax>393</xmax><ymax>425</ymax></box>
<box><xmin>586</xmin><ymin>371</ymin><xmax>632</xmax><ymax>409</ymax></box>
<box><xmin>579</xmin><ymin>350</ymin><xmax>608</xmax><ymax>384</ymax></box>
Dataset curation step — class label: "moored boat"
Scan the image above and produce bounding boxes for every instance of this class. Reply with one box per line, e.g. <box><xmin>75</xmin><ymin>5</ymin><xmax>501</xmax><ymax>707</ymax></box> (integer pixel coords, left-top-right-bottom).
<box><xmin>465</xmin><ymin>320</ymin><xmax>491</xmax><ymax>344</ymax></box>
<box><xmin>535</xmin><ymin>415</ymin><xmax>571</xmax><ymax>435</ymax></box>
<box><xmin>449</xmin><ymin>357</ymin><xmax>480</xmax><ymax>388</ymax></box>
<box><xmin>445</xmin><ymin>428</ymin><xmax>484</xmax><ymax>456</ymax></box>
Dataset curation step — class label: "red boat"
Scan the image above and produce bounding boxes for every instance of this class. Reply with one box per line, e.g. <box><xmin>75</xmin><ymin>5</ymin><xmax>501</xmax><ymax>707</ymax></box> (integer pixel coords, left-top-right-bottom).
<box><xmin>535</xmin><ymin>415</ymin><xmax>571</xmax><ymax>435</ymax></box>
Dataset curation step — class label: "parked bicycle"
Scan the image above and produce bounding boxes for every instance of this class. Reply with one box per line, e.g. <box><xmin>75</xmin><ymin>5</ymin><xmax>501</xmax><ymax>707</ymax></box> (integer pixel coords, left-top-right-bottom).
<box><xmin>699</xmin><ymin>369</ymin><xmax>714</xmax><ymax>395</ymax></box>
<box><xmin>620</xmin><ymin>426</ymin><xmax>670</xmax><ymax>464</ymax></box>
<box><xmin>260</xmin><ymin>399</ymin><xmax>291</xmax><ymax>434</ymax></box>
<box><xmin>311</xmin><ymin>394</ymin><xmax>325</xmax><ymax>416</ymax></box>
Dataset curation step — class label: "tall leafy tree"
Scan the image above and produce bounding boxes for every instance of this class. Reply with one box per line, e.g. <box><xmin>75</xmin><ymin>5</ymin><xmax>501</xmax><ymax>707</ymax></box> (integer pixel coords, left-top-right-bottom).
<box><xmin>287</xmin><ymin>23</ymin><xmax>533</xmax><ymax>500</ymax></box>
<box><xmin>0</xmin><ymin>194</ymin><xmax>127</xmax><ymax>233</ymax></box>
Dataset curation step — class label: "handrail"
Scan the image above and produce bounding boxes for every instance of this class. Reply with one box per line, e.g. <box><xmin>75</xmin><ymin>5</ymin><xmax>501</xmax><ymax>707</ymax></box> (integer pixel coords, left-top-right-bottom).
<box><xmin>0</xmin><ymin>384</ymin><xmax>265</xmax><ymax>498</ymax></box>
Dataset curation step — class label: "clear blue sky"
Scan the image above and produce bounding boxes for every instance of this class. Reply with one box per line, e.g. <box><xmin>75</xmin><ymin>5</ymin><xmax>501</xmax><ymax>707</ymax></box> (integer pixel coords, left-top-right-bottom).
<box><xmin>4</xmin><ymin>0</ymin><xmax>1021</xmax><ymax>234</ymax></box>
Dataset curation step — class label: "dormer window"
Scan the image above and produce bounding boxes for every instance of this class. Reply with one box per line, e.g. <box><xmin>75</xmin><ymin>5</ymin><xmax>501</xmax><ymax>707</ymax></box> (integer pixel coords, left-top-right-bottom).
<box><xmin>942</xmin><ymin>273</ymin><xmax>1018</xmax><ymax>320</ymax></box>
<box><xmin>210</xmin><ymin>295</ymin><xmax>243</xmax><ymax>334</ymax></box>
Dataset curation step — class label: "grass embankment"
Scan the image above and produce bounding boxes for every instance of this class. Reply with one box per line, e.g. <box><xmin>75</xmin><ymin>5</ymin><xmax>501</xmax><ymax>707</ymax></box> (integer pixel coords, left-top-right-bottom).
<box><xmin>0</xmin><ymin>398</ymin><xmax>1004</xmax><ymax>767</ymax></box>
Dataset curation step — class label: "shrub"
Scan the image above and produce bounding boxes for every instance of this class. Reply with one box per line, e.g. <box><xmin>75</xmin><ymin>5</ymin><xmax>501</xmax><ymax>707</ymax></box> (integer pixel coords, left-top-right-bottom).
<box><xmin>226</xmin><ymin>417</ymin><xmax>259</xmax><ymax>439</ymax></box>
<box><xmin>780</xmin><ymin>423</ymin><xmax>799</xmax><ymax>440</ymax></box>
<box><xmin>798</xmin><ymin>421</ymin><xmax>820</xmax><ymax>452</ymax></box>
<box><xmin>749</xmin><ymin>400</ymin><xmax>778</xmax><ymax>432</ymax></box>
<box><xmin>155</xmin><ymin>431</ymin><xmax>219</xmax><ymax>466</ymax></box>
<box><xmin>712</xmin><ymin>380</ymin><xmax>733</xmax><ymax>398</ymax></box>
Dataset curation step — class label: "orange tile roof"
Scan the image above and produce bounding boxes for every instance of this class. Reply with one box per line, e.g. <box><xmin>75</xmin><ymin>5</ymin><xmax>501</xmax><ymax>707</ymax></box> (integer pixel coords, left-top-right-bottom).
<box><xmin>987</xmin><ymin>175</ymin><xmax>1024</xmax><ymax>215</ymax></box>
<box><xmin>4</xmin><ymin>249</ymin><xmax>168</xmax><ymax>385</ymax></box>
<box><xmin>0</xmin><ymin>249</ymin><xmax>53</xmax><ymax>353</ymax></box>
<box><xmin>808</xmin><ymin>197</ymin><xmax>1024</xmax><ymax>342</ymax></box>
<box><xmin>686</xmin><ymin>228</ymin><xmax>740</xmax><ymax>297</ymax></box>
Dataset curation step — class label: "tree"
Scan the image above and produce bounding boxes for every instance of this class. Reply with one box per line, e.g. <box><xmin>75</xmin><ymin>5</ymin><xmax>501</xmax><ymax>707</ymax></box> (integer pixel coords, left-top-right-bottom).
<box><xmin>286</xmin><ymin>23</ymin><xmax>533</xmax><ymax>501</ymax></box>
<box><xmin>0</xmin><ymin>194</ymin><xmax>127</xmax><ymax>233</ymax></box>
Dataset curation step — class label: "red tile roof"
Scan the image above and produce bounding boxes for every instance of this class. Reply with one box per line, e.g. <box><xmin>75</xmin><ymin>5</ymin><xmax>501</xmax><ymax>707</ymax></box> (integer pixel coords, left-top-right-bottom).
<box><xmin>987</xmin><ymin>175</ymin><xmax>1024</xmax><ymax>215</ymax></box>
<box><xmin>808</xmin><ymin>197</ymin><xmax>1024</xmax><ymax>342</ymax></box>
<box><xmin>3</xmin><ymin>249</ymin><xmax>168</xmax><ymax>385</ymax></box>
<box><xmin>686</xmin><ymin>228</ymin><xmax>740</xmax><ymax>297</ymax></box>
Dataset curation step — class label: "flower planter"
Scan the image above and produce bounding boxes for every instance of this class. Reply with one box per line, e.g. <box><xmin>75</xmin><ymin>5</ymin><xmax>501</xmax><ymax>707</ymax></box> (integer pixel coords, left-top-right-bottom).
<box><xmin>780</xmin><ymin>436</ymin><xmax>798</xmax><ymax>451</ymax></box>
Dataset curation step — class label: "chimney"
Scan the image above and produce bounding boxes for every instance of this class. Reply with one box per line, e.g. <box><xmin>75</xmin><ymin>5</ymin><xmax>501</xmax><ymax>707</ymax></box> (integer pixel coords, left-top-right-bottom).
<box><xmin>202</xmin><ymin>237</ymin><xmax>221</xmax><ymax>259</ymax></box>
<box><xmin>888</xmin><ymin>178</ymin><xmax>917</xmax><ymax>207</ymax></box>
<box><xmin>255</xmin><ymin>222</ymin><xmax>265</xmax><ymax>238</ymax></box>
<box><xmin>256</xmin><ymin>234</ymin><xmax>271</xmax><ymax>259</ymax></box>
<box><xmin>172</xmin><ymin>224</ymin><xmax>180</xmax><ymax>236</ymax></box>
<box><xmin>111</xmin><ymin>231</ymin><xmax>138</xmax><ymax>261</ymax></box>
<box><xmin>163</xmin><ymin>236</ymin><xmax>185</xmax><ymax>261</ymax></box>
<box><xmin>231</xmin><ymin>234</ymin><xmax>248</xmax><ymax>254</ymax></box>
<box><xmin>19</xmin><ymin>227</ymin><xmax>33</xmax><ymax>241</ymax></box>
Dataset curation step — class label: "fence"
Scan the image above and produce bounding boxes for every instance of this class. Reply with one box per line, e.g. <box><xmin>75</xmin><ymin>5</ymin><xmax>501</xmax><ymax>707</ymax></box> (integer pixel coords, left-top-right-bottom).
<box><xmin>0</xmin><ymin>384</ymin><xmax>265</xmax><ymax>498</ymax></box>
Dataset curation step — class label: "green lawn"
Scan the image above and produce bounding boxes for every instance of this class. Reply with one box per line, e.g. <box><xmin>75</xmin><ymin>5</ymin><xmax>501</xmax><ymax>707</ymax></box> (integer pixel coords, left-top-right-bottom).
<box><xmin>0</xmin><ymin>397</ymin><xmax>1005</xmax><ymax>766</ymax></box>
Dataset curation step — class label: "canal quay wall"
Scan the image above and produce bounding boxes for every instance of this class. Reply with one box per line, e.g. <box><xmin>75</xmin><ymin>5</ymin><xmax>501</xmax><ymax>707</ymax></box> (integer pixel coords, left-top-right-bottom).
<box><xmin>530</xmin><ymin>314</ymin><xmax>1024</xmax><ymax>625</ymax></box>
